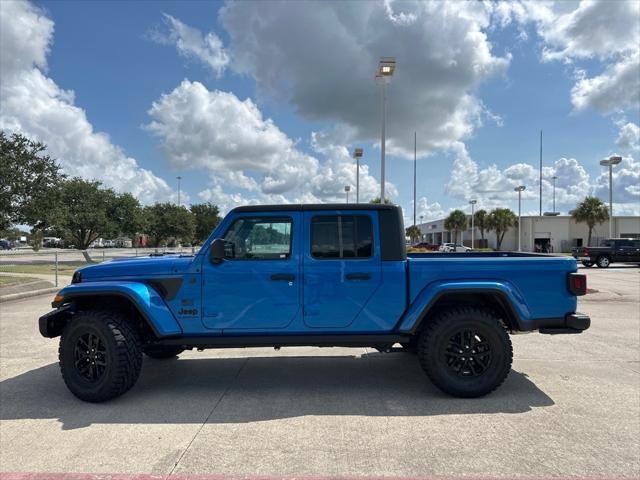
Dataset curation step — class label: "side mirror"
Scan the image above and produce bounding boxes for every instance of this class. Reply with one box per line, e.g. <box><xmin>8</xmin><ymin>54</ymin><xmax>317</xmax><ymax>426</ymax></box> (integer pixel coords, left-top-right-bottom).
<box><xmin>209</xmin><ymin>238</ymin><xmax>225</xmax><ymax>265</ymax></box>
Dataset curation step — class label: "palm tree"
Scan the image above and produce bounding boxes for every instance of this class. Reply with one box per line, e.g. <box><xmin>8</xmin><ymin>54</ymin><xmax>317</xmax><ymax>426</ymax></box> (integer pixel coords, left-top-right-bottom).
<box><xmin>473</xmin><ymin>209</ymin><xmax>488</xmax><ymax>242</ymax></box>
<box><xmin>572</xmin><ymin>196</ymin><xmax>609</xmax><ymax>246</ymax></box>
<box><xmin>406</xmin><ymin>225</ymin><xmax>421</xmax><ymax>244</ymax></box>
<box><xmin>369</xmin><ymin>197</ymin><xmax>395</xmax><ymax>205</ymax></box>
<box><xmin>487</xmin><ymin>208</ymin><xmax>517</xmax><ymax>251</ymax></box>
<box><xmin>444</xmin><ymin>209</ymin><xmax>467</xmax><ymax>244</ymax></box>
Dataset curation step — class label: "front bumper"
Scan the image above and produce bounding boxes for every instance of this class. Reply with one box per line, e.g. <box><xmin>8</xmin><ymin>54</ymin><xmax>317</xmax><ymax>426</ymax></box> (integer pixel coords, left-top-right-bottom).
<box><xmin>537</xmin><ymin>312</ymin><xmax>591</xmax><ymax>334</ymax></box>
<box><xmin>39</xmin><ymin>305</ymin><xmax>73</xmax><ymax>338</ymax></box>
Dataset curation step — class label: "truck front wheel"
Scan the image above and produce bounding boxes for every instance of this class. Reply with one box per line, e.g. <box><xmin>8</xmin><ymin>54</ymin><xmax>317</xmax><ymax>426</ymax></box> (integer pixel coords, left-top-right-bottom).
<box><xmin>58</xmin><ymin>309</ymin><xmax>142</xmax><ymax>402</ymax></box>
<box><xmin>418</xmin><ymin>307</ymin><xmax>512</xmax><ymax>398</ymax></box>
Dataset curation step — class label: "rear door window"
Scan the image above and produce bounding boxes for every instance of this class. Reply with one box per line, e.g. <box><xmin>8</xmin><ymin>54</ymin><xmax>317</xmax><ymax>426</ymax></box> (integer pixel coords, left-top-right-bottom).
<box><xmin>311</xmin><ymin>215</ymin><xmax>373</xmax><ymax>259</ymax></box>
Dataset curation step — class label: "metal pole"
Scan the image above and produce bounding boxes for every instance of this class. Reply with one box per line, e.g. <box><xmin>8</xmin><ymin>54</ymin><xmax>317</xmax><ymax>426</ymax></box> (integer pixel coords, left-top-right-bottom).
<box><xmin>102</xmin><ymin>250</ymin><xmax>105</xmax><ymax>262</ymax></box>
<box><xmin>518</xmin><ymin>190</ymin><xmax>522</xmax><ymax>252</ymax></box>
<box><xmin>539</xmin><ymin>130</ymin><xmax>542</xmax><ymax>216</ymax></box>
<box><xmin>356</xmin><ymin>156</ymin><xmax>360</xmax><ymax>204</ymax></box>
<box><xmin>380</xmin><ymin>80</ymin><xmax>386</xmax><ymax>202</ymax></box>
<box><xmin>552</xmin><ymin>177</ymin><xmax>556</xmax><ymax>213</ymax></box>
<box><xmin>54</xmin><ymin>251</ymin><xmax>58</xmax><ymax>287</ymax></box>
<box><xmin>471</xmin><ymin>203</ymin><xmax>475</xmax><ymax>249</ymax></box>
<box><xmin>609</xmin><ymin>164</ymin><xmax>613</xmax><ymax>238</ymax></box>
<box><xmin>413</xmin><ymin>131</ymin><xmax>417</xmax><ymax>226</ymax></box>
<box><xmin>346</xmin><ymin>190</ymin><xmax>349</xmax><ymax>203</ymax></box>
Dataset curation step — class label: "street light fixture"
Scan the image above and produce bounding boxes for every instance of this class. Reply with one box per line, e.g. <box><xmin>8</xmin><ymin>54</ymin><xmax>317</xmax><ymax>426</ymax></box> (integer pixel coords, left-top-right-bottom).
<box><xmin>353</xmin><ymin>148</ymin><xmax>363</xmax><ymax>204</ymax></box>
<box><xmin>599</xmin><ymin>155</ymin><xmax>622</xmax><ymax>238</ymax></box>
<box><xmin>344</xmin><ymin>185</ymin><xmax>351</xmax><ymax>204</ymax></box>
<box><xmin>469</xmin><ymin>200</ymin><xmax>477</xmax><ymax>249</ymax></box>
<box><xmin>376</xmin><ymin>57</ymin><xmax>396</xmax><ymax>203</ymax></box>
<box><xmin>514</xmin><ymin>186</ymin><xmax>526</xmax><ymax>251</ymax></box>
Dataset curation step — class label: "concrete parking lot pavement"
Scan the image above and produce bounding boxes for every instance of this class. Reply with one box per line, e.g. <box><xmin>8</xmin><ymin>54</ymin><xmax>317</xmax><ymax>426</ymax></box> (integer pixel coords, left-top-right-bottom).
<box><xmin>1</xmin><ymin>266</ymin><xmax>638</xmax><ymax>478</ymax></box>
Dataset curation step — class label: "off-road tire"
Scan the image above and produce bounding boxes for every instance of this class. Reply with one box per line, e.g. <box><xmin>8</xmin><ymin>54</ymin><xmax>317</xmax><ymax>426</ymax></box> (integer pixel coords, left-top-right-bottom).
<box><xmin>417</xmin><ymin>307</ymin><xmax>512</xmax><ymax>398</ymax></box>
<box><xmin>596</xmin><ymin>255</ymin><xmax>610</xmax><ymax>268</ymax></box>
<box><xmin>144</xmin><ymin>346</ymin><xmax>184</xmax><ymax>359</ymax></box>
<box><xmin>59</xmin><ymin>309</ymin><xmax>142</xmax><ymax>402</ymax></box>
<box><xmin>581</xmin><ymin>261</ymin><xmax>594</xmax><ymax>268</ymax></box>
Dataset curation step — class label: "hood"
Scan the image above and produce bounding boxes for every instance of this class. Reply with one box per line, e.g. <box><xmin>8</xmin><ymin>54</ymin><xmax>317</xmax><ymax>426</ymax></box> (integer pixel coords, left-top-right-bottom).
<box><xmin>78</xmin><ymin>255</ymin><xmax>195</xmax><ymax>280</ymax></box>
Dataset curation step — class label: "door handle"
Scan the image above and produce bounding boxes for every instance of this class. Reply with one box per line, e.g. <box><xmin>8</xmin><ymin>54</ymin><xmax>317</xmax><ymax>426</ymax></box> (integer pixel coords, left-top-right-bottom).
<box><xmin>271</xmin><ymin>273</ymin><xmax>295</xmax><ymax>281</ymax></box>
<box><xmin>346</xmin><ymin>272</ymin><xmax>371</xmax><ymax>280</ymax></box>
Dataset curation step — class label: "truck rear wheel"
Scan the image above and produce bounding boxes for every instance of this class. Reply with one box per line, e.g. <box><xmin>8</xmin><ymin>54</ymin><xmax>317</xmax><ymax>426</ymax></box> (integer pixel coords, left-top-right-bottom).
<box><xmin>596</xmin><ymin>255</ymin><xmax>610</xmax><ymax>268</ymax></box>
<box><xmin>581</xmin><ymin>261</ymin><xmax>594</xmax><ymax>267</ymax></box>
<box><xmin>144</xmin><ymin>346</ymin><xmax>184</xmax><ymax>359</ymax></box>
<box><xmin>59</xmin><ymin>309</ymin><xmax>142</xmax><ymax>402</ymax></box>
<box><xmin>417</xmin><ymin>307</ymin><xmax>512</xmax><ymax>398</ymax></box>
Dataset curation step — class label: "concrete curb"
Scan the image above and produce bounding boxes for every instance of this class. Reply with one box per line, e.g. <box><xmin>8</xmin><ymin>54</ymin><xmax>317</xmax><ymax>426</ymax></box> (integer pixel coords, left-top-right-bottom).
<box><xmin>0</xmin><ymin>287</ymin><xmax>59</xmax><ymax>304</ymax></box>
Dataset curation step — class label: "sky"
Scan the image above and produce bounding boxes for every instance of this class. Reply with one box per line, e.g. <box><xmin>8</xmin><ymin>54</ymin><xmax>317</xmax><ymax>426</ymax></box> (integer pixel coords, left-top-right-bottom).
<box><xmin>1</xmin><ymin>0</ymin><xmax>639</xmax><ymax>225</ymax></box>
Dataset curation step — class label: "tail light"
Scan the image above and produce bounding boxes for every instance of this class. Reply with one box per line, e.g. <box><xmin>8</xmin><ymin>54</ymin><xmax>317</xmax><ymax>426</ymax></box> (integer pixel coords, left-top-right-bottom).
<box><xmin>568</xmin><ymin>273</ymin><xmax>587</xmax><ymax>296</ymax></box>
<box><xmin>583</xmin><ymin>247</ymin><xmax>589</xmax><ymax>256</ymax></box>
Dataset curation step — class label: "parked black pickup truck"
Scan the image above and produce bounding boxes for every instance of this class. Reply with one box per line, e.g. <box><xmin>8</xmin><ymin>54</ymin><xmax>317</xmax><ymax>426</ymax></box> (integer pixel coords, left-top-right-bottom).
<box><xmin>573</xmin><ymin>238</ymin><xmax>640</xmax><ymax>268</ymax></box>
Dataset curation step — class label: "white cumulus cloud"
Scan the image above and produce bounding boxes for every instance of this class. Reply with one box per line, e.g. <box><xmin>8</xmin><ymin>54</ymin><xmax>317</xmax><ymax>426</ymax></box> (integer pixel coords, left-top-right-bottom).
<box><xmin>0</xmin><ymin>0</ymin><xmax>176</xmax><ymax>204</ymax></box>
<box><xmin>220</xmin><ymin>0</ymin><xmax>510</xmax><ymax>158</ymax></box>
<box><xmin>149</xmin><ymin>14</ymin><xmax>229</xmax><ymax>77</ymax></box>
<box><xmin>145</xmin><ymin>80</ymin><xmax>396</xmax><ymax>212</ymax></box>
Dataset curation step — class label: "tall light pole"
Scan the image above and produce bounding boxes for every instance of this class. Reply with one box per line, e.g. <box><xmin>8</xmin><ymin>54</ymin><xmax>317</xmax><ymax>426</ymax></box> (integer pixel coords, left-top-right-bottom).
<box><xmin>600</xmin><ymin>155</ymin><xmax>622</xmax><ymax>238</ymax></box>
<box><xmin>552</xmin><ymin>175</ymin><xmax>557</xmax><ymax>213</ymax></box>
<box><xmin>419</xmin><ymin>215</ymin><xmax>424</xmax><ymax>242</ymax></box>
<box><xmin>344</xmin><ymin>185</ymin><xmax>351</xmax><ymax>204</ymax></box>
<box><xmin>176</xmin><ymin>176</ymin><xmax>182</xmax><ymax>207</ymax></box>
<box><xmin>413</xmin><ymin>131</ymin><xmax>417</xmax><ymax>226</ymax></box>
<box><xmin>353</xmin><ymin>148</ymin><xmax>363</xmax><ymax>203</ymax></box>
<box><xmin>514</xmin><ymin>186</ymin><xmax>526</xmax><ymax>251</ymax></box>
<box><xmin>469</xmin><ymin>200</ymin><xmax>477</xmax><ymax>249</ymax></box>
<box><xmin>376</xmin><ymin>57</ymin><xmax>396</xmax><ymax>203</ymax></box>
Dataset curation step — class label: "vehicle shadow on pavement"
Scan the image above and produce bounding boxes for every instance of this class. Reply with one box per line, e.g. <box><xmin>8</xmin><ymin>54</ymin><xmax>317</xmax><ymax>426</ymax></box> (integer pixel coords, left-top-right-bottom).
<box><xmin>0</xmin><ymin>353</ymin><xmax>554</xmax><ymax>430</ymax></box>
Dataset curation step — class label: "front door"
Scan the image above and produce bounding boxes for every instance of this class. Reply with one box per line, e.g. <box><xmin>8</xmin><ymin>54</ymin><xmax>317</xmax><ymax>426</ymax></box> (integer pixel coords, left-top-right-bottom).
<box><xmin>202</xmin><ymin>213</ymin><xmax>301</xmax><ymax>330</ymax></box>
<box><xmin>302</xmin><ymin>211</ymin><xmax>381</xmax><ymax>328</ymax></box>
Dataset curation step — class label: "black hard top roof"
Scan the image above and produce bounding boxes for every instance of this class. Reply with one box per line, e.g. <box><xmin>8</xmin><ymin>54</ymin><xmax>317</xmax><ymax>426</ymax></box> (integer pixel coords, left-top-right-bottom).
<box><xmin>232</xmin><ymin>203</ymin><xmax>399</xmax><ymax>213</ymax></box>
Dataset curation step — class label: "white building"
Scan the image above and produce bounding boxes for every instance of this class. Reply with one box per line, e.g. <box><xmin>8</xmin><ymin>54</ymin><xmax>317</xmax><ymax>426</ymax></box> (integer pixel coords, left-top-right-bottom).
<box><xmin>417</xmin><ymin>215</ymin><xmax>640</xmax><ymax>252</ymax></box>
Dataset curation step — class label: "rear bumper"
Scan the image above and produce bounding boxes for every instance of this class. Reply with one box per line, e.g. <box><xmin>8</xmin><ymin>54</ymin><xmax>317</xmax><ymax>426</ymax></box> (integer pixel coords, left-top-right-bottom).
<box><xmin>535</xmin><ymin>312</ymin><xmax>591</xmax><ymax>334</ymax></box>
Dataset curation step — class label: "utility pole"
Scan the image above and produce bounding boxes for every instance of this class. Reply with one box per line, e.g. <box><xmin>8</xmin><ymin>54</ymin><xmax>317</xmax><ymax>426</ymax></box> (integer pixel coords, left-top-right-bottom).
<box><xmin>539</xmin><ymin>130</ymin><xmax>542</xmax><ymax>217</ymax></box>
<box><xmin>514</xmin><ymin>186</ymin><xmax>526</xmax><ymax>251</ymax></box>
<box><xmin>469</xmin><ymin>200</ymin><xmax>477</xmax><ymax>249</ymax></box>
<box><xmin>413</xmin><ymin>131</ymin><xmax>417</xmax><ymax>226</ymax></box>
<box><xmin>176</xmin><ymin>176</ymin><xmax>182</xmax><ymax>207</ymax></box>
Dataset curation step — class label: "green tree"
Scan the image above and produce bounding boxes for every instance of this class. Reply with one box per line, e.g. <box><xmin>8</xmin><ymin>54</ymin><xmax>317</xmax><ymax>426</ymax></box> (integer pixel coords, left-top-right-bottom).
<box><xmin>444</xmin><ymin>209</ymin><xmax>467</xmax><ymax>244</ymax></box>
<box><xmin>55</xmin><ymin>178</ymin><xmax>120</xmax><ymax>252</ymax></box>
<box><xmin>109</xmin><ymin>192</ymin><xmax>145</xmax><ymax>240</ymax></box>
<box><xmin>473</xmin><ymin>209</ymin><xmax>488</xmax><ymax>241</ymax></box>
<box><xmin>0</xmin><ymin>132</ymin><xmax>64</xmax><ymax>230</ymax></box>
<box><xmin>487</xmin><ymin>208</ymin><xmax>518</xmax><ymax>251</ymax></box>
<box><xmin>406</xmin><ymin>225</ymin><xmax>422</xmax><ymax>244</ymax></box>
<box><xmin>571</xmin><ymin>196</ymin><xmax>609</xmax><ymax>246</ymax></box>
<box><xmin>190</xmin><ymin>202</ymin><xmax>221</xmax><ymax>245</ymax></box>
<box><xmin>143</xmin><ymin>203</ymin><xmax>195</xmax><ymax>247</ymax></box>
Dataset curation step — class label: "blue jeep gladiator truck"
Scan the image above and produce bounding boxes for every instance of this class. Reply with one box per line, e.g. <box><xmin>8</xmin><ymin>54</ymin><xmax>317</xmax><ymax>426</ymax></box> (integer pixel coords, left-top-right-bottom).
<box><xmin>39</xmin><ymin>204</ymin><xmax>590</xmax><ymax>402</ymax></box>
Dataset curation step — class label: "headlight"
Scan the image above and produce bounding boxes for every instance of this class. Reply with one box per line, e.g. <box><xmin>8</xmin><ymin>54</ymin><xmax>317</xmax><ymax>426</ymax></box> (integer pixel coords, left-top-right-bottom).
<box><xmin>72</xmin><ymin>270</ymin><xmax>82</xmax><ymax>284</ymax></box>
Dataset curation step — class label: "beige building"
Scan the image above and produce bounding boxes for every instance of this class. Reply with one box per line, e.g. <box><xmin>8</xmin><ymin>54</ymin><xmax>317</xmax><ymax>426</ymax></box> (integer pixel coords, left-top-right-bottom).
<box><xmin>417</xmin><ymin>215</ymin><xmax>640</xmax><ymax>252</ymax></box>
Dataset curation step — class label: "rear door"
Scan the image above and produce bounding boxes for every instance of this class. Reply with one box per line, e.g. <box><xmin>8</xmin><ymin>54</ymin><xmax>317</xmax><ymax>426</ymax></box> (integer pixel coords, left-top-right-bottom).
<box><xmin>302</xmin><ymin>211</ymin><xmax>381</xmax><ymax>328</ymax></box>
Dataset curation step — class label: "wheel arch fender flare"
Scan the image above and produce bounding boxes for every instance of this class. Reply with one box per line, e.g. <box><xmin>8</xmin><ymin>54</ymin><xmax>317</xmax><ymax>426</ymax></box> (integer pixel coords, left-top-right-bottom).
<box><xmin>50</xmin><ymin>281</ymin><xmax>182</xmax><ymax>338</ymax></box>
<box><xmin>397</xmin><ymin>281</ymin><xmax>531</xmax><ymax>334</ymax></box>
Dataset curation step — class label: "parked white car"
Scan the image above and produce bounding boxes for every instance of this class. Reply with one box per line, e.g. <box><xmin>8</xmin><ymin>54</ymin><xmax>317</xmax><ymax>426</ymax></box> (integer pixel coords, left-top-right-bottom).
<box><xmin>439</xmin><ymin>242</ymin><xmax>471</xmax><ymax>252</ymax></box>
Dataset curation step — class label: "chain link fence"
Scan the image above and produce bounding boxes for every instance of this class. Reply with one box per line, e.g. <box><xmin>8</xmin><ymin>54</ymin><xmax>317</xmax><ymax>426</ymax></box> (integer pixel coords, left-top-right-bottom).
<box><xmin>0</xmin><ymin>247</ymin><xmax>199</xmax><ymax>287</ymax></box>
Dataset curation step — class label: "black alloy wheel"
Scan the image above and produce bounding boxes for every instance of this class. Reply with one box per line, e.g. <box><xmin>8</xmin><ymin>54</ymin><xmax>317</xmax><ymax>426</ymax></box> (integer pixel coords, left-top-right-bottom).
<box><xmin>444</xmin><ymin>329</ymin><xmax>492</xmax><ymax>377</ymax></box>
<box><xmin>73</xmin><ymin>332</ymin><xmax>107</xmax><ymax>382</ymax></box>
